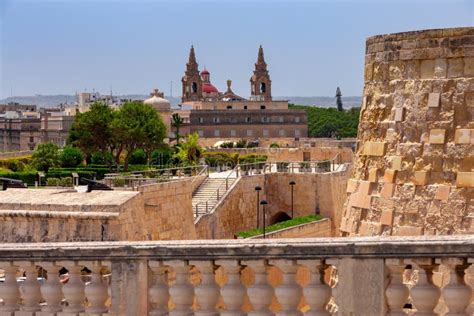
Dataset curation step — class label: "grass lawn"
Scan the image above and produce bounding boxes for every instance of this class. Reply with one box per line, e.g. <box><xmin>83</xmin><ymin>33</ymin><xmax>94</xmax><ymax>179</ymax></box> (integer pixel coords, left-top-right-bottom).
<box><xmin>237</xmin><ymin>214</ymin><xmax>323</xmax><ymax>238</ymax></box>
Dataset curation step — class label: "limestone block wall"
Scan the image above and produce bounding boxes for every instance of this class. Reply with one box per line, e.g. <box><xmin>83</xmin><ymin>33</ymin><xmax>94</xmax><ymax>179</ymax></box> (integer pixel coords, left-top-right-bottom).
<box><xmin>196</xmin><ymin>168</ymin><xmax>350</xmax><ymax>239</ymax></box>
<box><xmin>341</xmin><ymin>27</ymin><xmax>474</xmax><ymax>236</ymax></box>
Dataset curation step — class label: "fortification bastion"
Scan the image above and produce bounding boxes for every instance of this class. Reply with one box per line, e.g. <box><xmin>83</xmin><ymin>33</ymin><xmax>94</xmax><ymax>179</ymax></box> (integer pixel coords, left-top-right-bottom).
<box><xmin>341</xmin><ymin>27</ymin><xmax>474</xmax><ymax>236</ymax></box>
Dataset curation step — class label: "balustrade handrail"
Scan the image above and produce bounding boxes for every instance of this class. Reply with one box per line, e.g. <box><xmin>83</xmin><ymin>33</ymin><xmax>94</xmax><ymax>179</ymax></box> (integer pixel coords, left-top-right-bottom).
<box><xmin>1</xmin><ymin>235</ymin><xmax>472</xmax><ymax>260</ymax></box>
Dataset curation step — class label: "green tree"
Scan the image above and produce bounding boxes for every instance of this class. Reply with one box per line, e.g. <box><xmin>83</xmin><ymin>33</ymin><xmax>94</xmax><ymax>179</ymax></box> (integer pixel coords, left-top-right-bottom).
<box><xmin>130</xmin><ymin>149</ymin><xmax>147</xmax><ymax>165</ymax></box>
<box><xmin>111</xmin><ymin>101</ymin><xmax>167</xmax><ymax>171</ymax></box>
<box><xmin>67</xmin><ymin>102</ymin><xmax>118</xmax><ymax>164</ymax></box>
<box><xmin>336</xmin><ymin>87</ymin><xmax>343</xmax><ymax>112</ymax></box>
<box><xmin>173</xmin><ymin>133</ymin><xmax>203</xmax><ymax>165</ymax></box>
<box><xmin>60</xmin><ymin>146</ymin><xmax>84</xmax><ymax>168</ymax></box>
<box><xmin>171</xmin><ymin>113</ymin><xmax>184</xmax><ymax>144</ymax></box>
<box><xmin>32</xmin><ymin>143</ymin><xmax>60</xmax><ymax>172</ymax></box>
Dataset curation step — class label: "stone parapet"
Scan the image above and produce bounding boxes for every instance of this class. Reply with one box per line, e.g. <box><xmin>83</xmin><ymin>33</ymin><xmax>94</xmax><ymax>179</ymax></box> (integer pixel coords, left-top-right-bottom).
<box><xmin>0</xmin><ymin>236</ymin><xmax>472</xmax><ymax>315</ymax></box>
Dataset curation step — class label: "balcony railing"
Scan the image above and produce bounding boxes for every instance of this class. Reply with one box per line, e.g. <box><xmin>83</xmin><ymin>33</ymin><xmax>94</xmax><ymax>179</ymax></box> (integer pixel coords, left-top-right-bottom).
<box><xmin>0</xmin><ymin>235</ymin><xmax>472</xmax><ymax>315</ymax></box>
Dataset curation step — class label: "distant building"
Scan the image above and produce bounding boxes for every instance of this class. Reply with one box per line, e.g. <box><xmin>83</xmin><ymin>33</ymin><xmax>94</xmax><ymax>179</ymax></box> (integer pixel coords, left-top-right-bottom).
<box><xmin>0</xmin><ymin>110</ymin><xmax>41</xmax><ymax>151</ymax></box>
<box><xmin>175</xmin><ymin>45</ymin><xmax>307</xmax><ymax>139</ymax></box>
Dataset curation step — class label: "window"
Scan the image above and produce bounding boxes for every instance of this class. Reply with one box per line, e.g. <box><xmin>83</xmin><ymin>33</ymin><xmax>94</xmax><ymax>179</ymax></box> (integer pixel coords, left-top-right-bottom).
<box><xmin>295</xmin><ymin>116</ymin><xmax>300</xmax><ymax>123</ymax></box>
<box><xmin>199</xmin><ymin>117</ymin><xmax>204</xmax><ymax>123</ymax></box>
<box><xmin>192</xmin><ymin>82</ymin><xmax>198</xmax><ymax>93</ymax></box>
<box><xmin>213</xmin><ymin>117</ymin><xmax>220</xmax><ymax>123</ymax></box>
<box><xmin>279</xmin><ymin>116</ymin><xmax>284</xmax><ymax>123</ymax></box>
<box><xmin>263</xmin><ymin>129</ymin><xmax>269</xmax><ymax>137</ymax></box>
<box><xmin>29</xmin><ymin>136</ymin><xmax>34</xmax><ymax>143</ymax></box>
<box><xmin>261</xmin><ymin>117</ymin><xmax>269</xmax><ymax>123</ymax></box>
<box><xmin>260</xmin><ymin>105</ymin><xmax>266</xmax><ymax>109</ymax></box>
<box><xmin>279</xmin><ymin>129</ymin><xmax>285</xmax><ymax>137</ymax></box>
<box><xmin>247</xmin><ymin>130</ymin><xmax>253</xmax><ymax>137</ymax></box>
<box><xmin>245</xmin><ymin>117</ymin><xmax>251</xmax><ymax>123</ymax></box>
<box><xmin>198</xmin><ymin>130</ymin><xmax>204</xmax><ymax>137</ymax></box>
<box><xmin>244</xmin><ymin>105</ymin><xmax>248</xmax><ymax>110</ymax></box>
<box><xmin>230</xmin><ymin>130</ymin><xmax>236</xmax><ymax>137</ymax></box>
<box><xmin>295</xmin><ymin>129</ymin><xmax>301</xmax><ymax>137</ymax></box>
<box><xmin>260</xmin><ymin>82</ymin><xmax>266</xmax><ymax>93</ymax></box>
<box><xmin>226</xmin><ymin>105</ymin><xmax>232</xmax><ymax>110</ymax></box>
<box><xmin>214</xmin><ymin>130</ymin><xmax>220</xmax><ymax>137</ymax></box>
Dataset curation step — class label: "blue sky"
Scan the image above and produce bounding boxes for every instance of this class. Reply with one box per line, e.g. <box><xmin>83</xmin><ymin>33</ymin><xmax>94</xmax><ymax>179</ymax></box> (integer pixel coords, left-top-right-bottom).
<box><xmin>0</xmin><ymin>0</ymin><xmax>473</xmax><ymax>99</ymax></box>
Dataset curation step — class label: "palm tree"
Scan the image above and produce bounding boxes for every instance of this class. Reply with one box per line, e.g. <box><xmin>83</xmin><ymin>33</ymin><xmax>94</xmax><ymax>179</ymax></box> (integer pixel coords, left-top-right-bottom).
<box><xmin>171</xmin><ymin>113</ymin><xmax>184</xmax><ymax>144</ymax></box>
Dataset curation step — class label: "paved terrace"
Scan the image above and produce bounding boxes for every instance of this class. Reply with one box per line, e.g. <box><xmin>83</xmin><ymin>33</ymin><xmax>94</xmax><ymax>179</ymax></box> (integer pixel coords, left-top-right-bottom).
<box><xmin>0</xmin><ymin>235</ymin><xmax>472</xmax><ymax>315</ymax></box>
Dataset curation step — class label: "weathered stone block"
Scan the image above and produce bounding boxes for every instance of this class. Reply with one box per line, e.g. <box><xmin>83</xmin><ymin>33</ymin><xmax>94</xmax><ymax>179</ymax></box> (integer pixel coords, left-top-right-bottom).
<box><xmin>362</xmin><ymin>141</ymin><xmax>386</xmax><ymax>156</ymax></box>
<box><xmin>390</xmin><ymin>156</ymin><xmax>403</xmax><ymax>171</ymax></box>
<box><xmin>413</xmin><ymin>171</ymin><xmax>429</xmax><ymax>186</ymax></box>
<box><xmin>394</xmin><ymin>107</ymin><xmax>405</xmax><ymax>122</ymax></box>
<box><xmin>456</xmin><ymin>172</ymin><xmax>474</xmax><ymax>187</ymax></box>
<box><xmin>428</xmin><ymin>92</ymin><xmax>441</xmax><ymax>108</ymax></box>
<box><xmin>435</xmin><ymin>185</ymin><xmax>451</xmax><ymax>200</ymax></box>
<box><xmin>433</xmin><ymin>58</ymin><xmax>447</xmax><ymax>78</ymax></box>
<box><xmin>358</xmin><ymin>180</ymin><xmax>371</xmax><ymax>195</ymax></box>
<box><xmin>381</xmin><ymin>183</ymin><xmax>395</xmax><ymax>198</ymax></box>
<box><xmin>380</xmin><ymin>209</ymin><xmax>394</xmax><ymax>226</ymax></box>
<box><xmin>463</xmin><ymin>57</ymin><xmax>474</xmax><ymax>76</ymax></box>
<box><xmin>396</xmin><ymin>225</ymin><xmax>423</xmax><ymax>236</ymax></box>
<box><xmin>454</xmin><ymin>129</ymin><xmax>472</xmax><ymax>144</ymax></box>
<box><xmin>383</xmin><ymin>169</ymin><xmax>397</xmax><ymax>183</ymax></box>
<box><xmin>447</xmin><ymin>58</ymin><xmax>464</xmax><ymax>77</ymax></box>
<box><xmin>420</xmin><ymin>59</ymin><xmax>435</xmax><ymax>78</ymax></box>
<box><xmin>429</xmin><ymin>129</ymin><xmax>446</xmax><ymax>144</ymax></box>
<box><xmin>347</xmin><ymin>179</ymin><xmax>358</xmax><ymax>193</ymax></box>
<box><xmin>368</xmin><ymin>168</ymin><xmax>378</xmax><ymax>183</ymax></box>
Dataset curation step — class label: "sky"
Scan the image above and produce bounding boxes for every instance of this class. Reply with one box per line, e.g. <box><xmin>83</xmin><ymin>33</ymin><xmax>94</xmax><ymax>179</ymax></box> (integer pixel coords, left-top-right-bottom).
<box><xmin>0</xmin><ymin>0</ymin><xmax>473</xmax><ymax>99</ymax></box>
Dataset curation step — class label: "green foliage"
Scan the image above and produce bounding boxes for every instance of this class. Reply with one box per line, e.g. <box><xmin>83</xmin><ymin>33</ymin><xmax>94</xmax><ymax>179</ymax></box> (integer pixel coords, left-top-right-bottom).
<box><xmin>237</xmin><ymin>214</ymin><xmax>323</xmax><ymax>238</ymax></box>
<box><xmin>91</xmin><ymin>151</ymin><xmax>114</xmax><ymax>166</ymax></box>
<box><xmin>46</xmin><ymin>178</ymin><xmax>60</xmax><ymax>186</ymax></box>
<box><xmin>171</xmin><ymin>113</ymin><xmax>184</xmax><ymax>144</ymax></box>
<box><xmin>269</xmin><ymin>143</ymin><xmax>280</xmax><ymax>148</ymax></box>
<box><xmin>0</xmin><ymin>171</ymin><xmax>38</xmax><ymax>185</ymax></box>
<box><xmin>219</xmin><ymin>141</ymin><xmax>234</xmax><ymax>148</ymax></box>
<box><xmin>60</xmin><ymin>146</ymin><xmax>84</xmax><ymax>168</ymax></box>
<box><xmin>151</xmin><ymin>146</ymin><xmax>174</xmax><ymax>166</ymax></box>
<box><xmin>46</xmin><ymin>170</ymin><xmax>96</xmax><ymax>181</ymax></box>
<box><xmin>238</xmin><ymin>154</ymin><xmax>267</xmax><ymax>165</ymax></box>
<box><xmin>203</xmin><ymin>152</ymin><xmax>236</xmax><ymax>167</ymax></box>
<box><xmin>130</xmin><ymin>149</ymin><xmax>147</xmax><ymax>165</ymax></box>
<box><xmin>289</xmin><ymin>104</ymin><xmax>359</xmax><ymax>138</ymax></box>
<box><xmin>32</xmin><ymin>143</ymin><xmax>61</xmax><ymax>172</ymax></box>
<box><xmin>235</xmin><ymin>139</ymin><xmax>247</xmax><ymax>148</ymax></box>
<box><xmin>112</xmin><ymin>177</ymin><xmax>126</xmax><ymax>187</ymax></box>
<box><xmin>59</xmin><ymin>177</ymin><xmax>73</xmax><ymax>187</ymax></box>
<box><xmin>173</xmin><ymin>133</ymin><xmax>203</xmax><ymax>166</ymax></box>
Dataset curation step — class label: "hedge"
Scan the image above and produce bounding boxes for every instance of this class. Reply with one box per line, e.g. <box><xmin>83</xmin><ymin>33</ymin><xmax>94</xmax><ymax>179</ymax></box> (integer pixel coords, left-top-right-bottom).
<box><xmin>237</xmin><ymin>214</ymin><xmax>323</xmax><ymax>238</ymax></box>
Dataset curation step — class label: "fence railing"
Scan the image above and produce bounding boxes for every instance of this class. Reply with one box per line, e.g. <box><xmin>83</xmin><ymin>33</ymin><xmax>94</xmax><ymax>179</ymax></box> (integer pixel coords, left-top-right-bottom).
<box><xmin>0</xmin><ymin>235</ymin><xmax>472</xmax><ymax>315</ymax></box>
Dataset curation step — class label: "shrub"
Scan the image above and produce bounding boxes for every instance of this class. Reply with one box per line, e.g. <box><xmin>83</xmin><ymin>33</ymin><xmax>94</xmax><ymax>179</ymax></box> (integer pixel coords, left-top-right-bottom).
<box><xmin>46</xmin><ymin>170</ymin><xmax>96</xmax><ymax>181</ymax></box>
<box><xmin>5</xmin><ymin>159</ymin><xmax>26</xmax><ymax>172</ymax></box>
<box><xmin>130</xmin><ymin>149</ymin><xmax>147</xmax><ymax>165</ymax></box>
<box><xmin>220</xmin><ymin>141</ymin><xmax>234</xmax><ymax>149</ymax></box>
<box><xmin>112</xmin><ymin>178</ymin><xmax>126</xmax><ymax>187</ymax></box>
<box><xmin>91</xmin><ymin>151</ymin><xmax>114</xmax><ymax>165</ymax></box>
<box><xmin>59</xmin><ymin>177</ymin><xmax>73</xmax><ymax>187</ymax></box>
<box><xmin>60</xmin><ymin>146</ymin><xmax>84</xmax><ymax>168</ymax></box>
<box><xmin>269</xmin><ymin>143</ymin><xmax>280</xmax><ymax>148</ymax></box>
<box><xmin>235</xmin><ymin>139</ymin><xmax>247</xmax><ymax>148</ymax></box>
<box><xmin>237</xmin><ymin>214</ymin><xmax>323</xmax><ymax>238</ymax></box>
<box><xmin>0</xmin><ymin>171</ymin><xmax>38</xmax><ymax>186</ymax></box>
<box><xmin>151</xmin><ymin>146</ymin><xmax>174</xmax><ymax>166</ymax></box>
<box><xmin>46</xmin><ymin>177</ymin><xmax>60</xmax><ymax>186</ymax></box>
<box><xmin>239</xmin><ymin>154</ymin><xmax>267</xmax><ymax>165</ymax></box>
<box><xmin>203</xmin><ymin>152</ymin><xmax>235</xmax><ymax>168</ymax></box>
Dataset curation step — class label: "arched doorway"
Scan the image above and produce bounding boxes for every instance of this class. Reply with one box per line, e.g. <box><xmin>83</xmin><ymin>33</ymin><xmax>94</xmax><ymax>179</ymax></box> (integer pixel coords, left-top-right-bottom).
<box><xmin>269</xmin><ymin>211</ymin><xmax>291</xmax><ymax>225</ymax></box>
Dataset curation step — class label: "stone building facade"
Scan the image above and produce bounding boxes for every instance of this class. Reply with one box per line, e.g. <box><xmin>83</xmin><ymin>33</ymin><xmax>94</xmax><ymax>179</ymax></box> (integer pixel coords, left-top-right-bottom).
<box><xmin>175</xmin><ymin>46</ymin><xmax>308</xmax><ymax>139</ymax></box>
<box><xmin>340</xmin><ymin>27</ymin><xmax>474</xmax><ymax>236</ymax></box>
<box><xmin>0</xmin><ymin>114</ymin><xmax>41</xmax><ymax>151</ymax></box>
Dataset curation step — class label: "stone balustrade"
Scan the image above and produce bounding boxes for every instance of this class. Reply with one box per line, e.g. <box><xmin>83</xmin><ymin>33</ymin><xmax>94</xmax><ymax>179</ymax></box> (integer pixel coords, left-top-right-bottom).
<box><xmin>0</xmin><ymin>235</ymin><xmax>472</xmax><ymax>315</ymax></box>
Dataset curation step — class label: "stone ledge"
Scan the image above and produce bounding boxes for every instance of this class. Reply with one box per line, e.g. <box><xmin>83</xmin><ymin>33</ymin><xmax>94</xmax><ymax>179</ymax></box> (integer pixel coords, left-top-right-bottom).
<box><xmin>0</xmin><ymin>235</ymin><xmax>472</xmax><ymax>261</ymax></box>
<box><xmin>0</xmin><ymin>210</ymin><xmax>119</xmax><ymax>219</ymax></box>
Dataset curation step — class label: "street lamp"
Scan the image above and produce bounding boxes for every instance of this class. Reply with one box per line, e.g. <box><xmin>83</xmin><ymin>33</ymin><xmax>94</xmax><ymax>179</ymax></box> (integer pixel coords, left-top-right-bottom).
<box><xmin>289</xmin><ymin>181</ymin><xmax>296</xmax><ymax>218</ymax></box>
<box><xmin>260</xmin><ymin>200</ymin><xmax>268</xmax><ymax>239</ymax></box>
<box><xmin>255</xmin><ymin>186</ymin><xmax>262</xmax><ymax>228</ymax></box>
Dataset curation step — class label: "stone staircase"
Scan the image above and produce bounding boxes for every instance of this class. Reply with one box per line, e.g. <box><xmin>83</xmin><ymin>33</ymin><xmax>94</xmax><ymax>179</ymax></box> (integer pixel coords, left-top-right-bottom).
<box><xmin>192</xmin><ymin>177</ymin><xmax>236</xmax><ymax>218</ymax></box>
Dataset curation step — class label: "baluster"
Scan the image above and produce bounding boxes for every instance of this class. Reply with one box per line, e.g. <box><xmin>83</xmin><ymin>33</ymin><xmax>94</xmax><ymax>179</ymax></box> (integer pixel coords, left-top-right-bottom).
<box><xmin>149</xmin><ymin>261</ymin><xmax>169</xmax><ymax>316</ymax></box>
<box><xmin>40</xmin><ymin>262</ymin><xmax>64</xmax><ymax>313</ymax></box>
<box><xmin>0</xmin><ymin>262</ymin><xmax>20</xmax><ymax>312</ymax></box>
<box><xmin>191</xmin><ymin>260</ymin><xmax>219</xmax><ymax>316</ymax></box>
<box><xmin>385</xmin><ymin>259</ymin><xmax>409</xmax><ymax>316</ymax></box>
<box><xmin>166</xmin><ymin>260</ymin><xmax>194</xmax><ymax>316</ymax></box>
<box><xmin>297</xmin><ymin>259</ymin><xmax>331</xmax><ymax>316</ymax></box>
<box><xmin>216</xmin><ymin>260</ymin><xmax>246</xmax><ymax>316</ymax></box>
<box><xmin>242</xmin><ymin>260</ymin><xmax>273</xmax><ymax>316</ymax></box>
<box><xmin>82</xmin><ymin>260</ymin><xmax>110</xmax><ymax>314</ymax></box>
<box><xmin>437</xmin><ymin>258</ymin><xmax>472</xmax><ymax>316</ymax></box>
<box><xmin>409</xmin><ymin>259</ymin><xmax>440</xmax><ymax>316</ymax></box>
<box><xmin>17</xmin><ymin>261</ymin><xmax>42</xmax><ymax>312</ymax></box>
<box><xmin>58</xmin><ymin>261</ymin><xmax>85</xmax><ymax>313</ymax></box>
<box><xmin>270</xmin><ymin>259</ymin><xmax>302</xmax><ymax>316</ymax></box>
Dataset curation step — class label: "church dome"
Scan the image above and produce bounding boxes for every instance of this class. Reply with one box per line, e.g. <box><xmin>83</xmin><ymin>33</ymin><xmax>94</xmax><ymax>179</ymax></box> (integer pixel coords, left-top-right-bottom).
<box><xmin>144</xmin><ymin>89</ymin><xmax>171</xmax><ymax>112</ymax></box>
<box><xmin>201</xmin><ymin>69</ymin><xmax>210</xmax><ymax>75</ymax></box>
<box><xmin>203</xmin><ymin>83</ymin><xmax>218</xmax><ymax>93</ymax></box>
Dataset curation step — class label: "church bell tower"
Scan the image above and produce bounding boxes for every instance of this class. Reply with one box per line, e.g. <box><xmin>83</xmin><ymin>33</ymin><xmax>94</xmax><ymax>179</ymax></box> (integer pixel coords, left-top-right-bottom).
<box><xmin>182</xmin><ymin>45</ymin><xmax>203</xmax><ymax>102</ymax></box>
<box><xmin>250</xmin><ymin>45</ymin><xmax>272</xmax><ymax>101</ymax></box>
